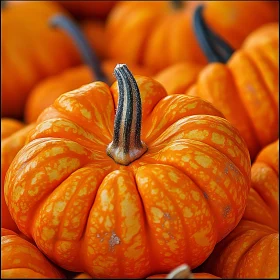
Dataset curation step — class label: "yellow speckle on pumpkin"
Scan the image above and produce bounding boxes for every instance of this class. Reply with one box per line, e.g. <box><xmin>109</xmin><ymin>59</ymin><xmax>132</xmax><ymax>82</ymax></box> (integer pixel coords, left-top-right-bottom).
<box><xmin>80</xmin><ymin>108</ymin><xmax>92</xmax><ymax>119</ymax></box>
<box><xmin>151</xmin><ymin>207</ymin><xmax>164</xmax><ymax>223</ymax></box>
<box><xmin>195</xmin><ymin>155</ymin><xmax>212</xmax><ymax>168</ymax></box>
<box><xmin>187</xmin><ymin>129</ymin><xmax>209</xmax><ymax>140</ymax></box>
<box><xmin>186</xmin><ymin>102</ymin><xmax>197</xmax><ymax>109</ymax></box>
<box><xmin>193</xmin><ymin>229</ymin><xmax>210</xmax><ymax>247</ymax></box>
<box><xmin>42</xmin><ymin>227</ymin><xmax>55</xmax><ymax>241</ymax></box>
<box><xmin>211</xmin><ymin>132</ymin><xmax>225</xmax><ymax>145</ymax></box>
<box><xmin>168</xmin><ymin>171</ymin><xmax>179</xmax><ymax>183</ymax></box>
<box><xmin>183</xmin><ymin>207</ymin><xmax>193</xmax><ymax>218</ymax></box>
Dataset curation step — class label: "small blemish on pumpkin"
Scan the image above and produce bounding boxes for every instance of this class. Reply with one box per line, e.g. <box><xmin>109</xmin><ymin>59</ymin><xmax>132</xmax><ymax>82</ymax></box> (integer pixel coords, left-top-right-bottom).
<box><xmin>223</xmin><ymin>205</ymin><xmax>231</xmax><ymax>217</ymax></box>
<box><xmin>109</xmin><ymin>231</ymin><xmax>121</xmax><ymax>251</ymax></box>
<box><xmin>203</xmin><ymin>192</ymin><xmax>209</xmax><ymax>200</ymax></box>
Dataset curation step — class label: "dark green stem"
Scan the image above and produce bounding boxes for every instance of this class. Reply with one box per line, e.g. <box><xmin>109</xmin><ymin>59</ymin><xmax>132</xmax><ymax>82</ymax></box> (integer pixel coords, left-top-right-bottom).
<box><xmin>49</xmin><ymin>14</ymin><xmax>108</xmax><ymax>83</ymax></box>
<box><xmin>106</xmin><ymin>64</ymin><xmax>147</xmax><ymax>166</ymax></box>
<box><xmin>193</xmin><ymin>5</ymin><xmax>235</xmax><ymax>63</ymax></box>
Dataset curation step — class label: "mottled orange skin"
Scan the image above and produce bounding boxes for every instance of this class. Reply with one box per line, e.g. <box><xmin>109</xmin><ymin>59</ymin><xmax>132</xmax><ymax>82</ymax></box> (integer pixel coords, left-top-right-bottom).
<box><xmin>2</xmin><ymin>1</ymin><xmax>81</xmax><ymax>118</ymax></box>
<box><xmin>1</xmin><ymin>228</ymin><xmax>64</xmax><ymax>279</ymax></box>
<box><xmin>24</xmin><ymin>62</ymin><xmax>155</xmax><ymax>124</ymax></box>
<box><xmin>106</xmin><ymin>1</ymin><xmax>278</xmax><ymax>72</ymax></box>
<box><xmin>5</xmin><ymin>76</ymin><xmax>251</xmax><ymax>278</ymax></box>
<box><xmin>243</xmin><ymin>140</ymin><xmax>279</xmax><ymax>231</ymax></box>
<box><xmin>1</xmin><ymin>118</ymin><xmax>25</xmax><ymax>139</ymax></box>
<box><xmin>58</xmin><ymin>1</ymin><xmax>117</xmax><ymax>19</ymax></box>
<box><xmin>201</xmin><ymin>140</ymin><xmax>279</xmax><ymax>278</ymax></box>
<box><xmin>201</xmin><ymin>220</ymin><xmax>279</xmax><ymax>279</ymax></box>
<box><xmin>1</xmin><ymin>123</ymin><xmax>36</xmax><ymax>232</ymax></box>
<box><xmin>186</xmin><ymin>23</ymin><xmax>279</xmax><ymax>160</ymax></box>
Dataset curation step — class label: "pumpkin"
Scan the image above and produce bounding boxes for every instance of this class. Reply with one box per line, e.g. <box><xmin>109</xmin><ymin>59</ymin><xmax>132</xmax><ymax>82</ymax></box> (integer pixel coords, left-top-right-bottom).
<box><xmin>1</xmin><ymin>228</ymin><xmax>64</xmax><ymax>279</ymax></box>
<box><xmin>201</xmin><ymin>220</ymin><xmax>279</xmax><ymax>279</ymax></box>
<box><xmin>5</xmin><ymin>64</ymin><xmax>251</xmax><ymax>278</ymax></box>
<box><xmin>243</xmin><ymin>139</ymin><xmax>279</xmax><ymax>231</ymax></box>
<box><xmin>58</xmin><ymin>1</ymin><xmax>117</xmax><ymax>19</ymax></box>
<box><xmin>105</xmin><ymin>1</ymin><xmax>278</xmax><ymax>72</ymax></box>
<box><xmin>1</xmin><ymin>1</ymin><xmax>82</xmax><ymax>118</ymax></box>
<box><xmin>1</xmin><ymin>123</ymin><xmax>36</xmax><ymax>232</ymax></box>
<box><xmin>200</xmin><ymin>140</ymin><xmax>279</xmax><ymax>278</ymax></box>
<box><xmin>184</xmin><ymin>7</ymin><xmax>279</xmax><ymax>160</ymax></box>
<box><xmin>1</xmin><ymin>118</ymin><xmax>24</xmax><ymax>139</ymax></box>
<box><xmin>24</xmin><ymin>15</ymin><xmax>154</xmax><ymax>124</ymax></box>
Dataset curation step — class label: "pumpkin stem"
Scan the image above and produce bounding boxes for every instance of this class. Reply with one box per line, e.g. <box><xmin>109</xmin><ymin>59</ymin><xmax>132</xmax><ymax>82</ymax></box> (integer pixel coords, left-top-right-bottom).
<box><xmin>193</xmin><ymin>5</ymin><xmax>235</xmax><ymax>63</ymax></box>
<box><xmin>49</xmin><ymin>14</ymin><xmax>108</xmax><ymax>83</ymax></box>
<box><xmin>106</xmin><ymin>64</ymin><xmax>148</xmax><ymax>166</ymax></box>
<box><xmin>166</xmin><ymin>264</ymin><xmax>194</xmax><ymax>279</ymax></box>
<box><xmin>170</xmin><ymin>0</ymin><xmax>184</xmax><ymax>10</ymax></box>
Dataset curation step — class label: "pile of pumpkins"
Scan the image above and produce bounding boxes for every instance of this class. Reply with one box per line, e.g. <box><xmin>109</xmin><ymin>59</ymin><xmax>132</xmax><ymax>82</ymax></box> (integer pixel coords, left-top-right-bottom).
<box><xmin>1</xmin><ymin>1</ymin><xmax>279</xmax><ymax>279</ymax></box>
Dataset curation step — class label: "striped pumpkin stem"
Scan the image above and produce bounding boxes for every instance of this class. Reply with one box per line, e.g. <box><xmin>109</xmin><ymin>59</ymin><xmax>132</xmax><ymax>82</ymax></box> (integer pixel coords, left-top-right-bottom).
<box><xmin>107</xmin><ymin>64</ymin><xmax>148</xmax><ymax>166</ymax></box>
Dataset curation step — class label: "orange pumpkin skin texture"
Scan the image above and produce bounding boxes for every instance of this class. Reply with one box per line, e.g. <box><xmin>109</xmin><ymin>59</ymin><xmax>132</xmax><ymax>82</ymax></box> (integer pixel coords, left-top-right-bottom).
<box><xmin>243</xmin><ymin>140</ymin><xmax>279</xmax><ymax>231</ymax></box>
<box><xmin>5</xmin><ymin>69</ymin><xmax>251</xmax><ymax>278</ymax></box>
<box><xmin>186</xmin><ymin>23</ymin><xmax>279</xmax><ymax>160</ymax></box>
<box><xmin>106</xmin><ymin>1</ymin><xmax>278</xmax><ymax>72</ymax></box>
<box><xmin>24</xmin><ymin>62</ymin><xmax>155</xmax><ymax>124</ymax></box>
<box><xmin>58</xmin><ymin>1</ymin><xmax>117</xmax><ymax>19</ymax></box>
<box><xmin>201</xmin><ymin>220</ymin><xmax>279</xmax><ymax>279</ymax></box>
<box><xmin>147</xmin><ymin>272</ymin><xmax>220</xmax><ymax>279</ymax></box>
<box><xmin>2</xmin><ymin>1</ymin><xmax>81</xmax><ymax>118</ymax></box>
<box><xmin>1</xmin><ymin>118</ymin><xmax>24</xmax><ymax>139</ymax></box>
<box><xmin>1</xmin><ymin>123</ymin><xmax>36</xmax><ymax>232</ymax></box>
<box><xmin>1</xmin><ymin>228</ymin><xmax>64</xmax><ymax>279</ymax></box>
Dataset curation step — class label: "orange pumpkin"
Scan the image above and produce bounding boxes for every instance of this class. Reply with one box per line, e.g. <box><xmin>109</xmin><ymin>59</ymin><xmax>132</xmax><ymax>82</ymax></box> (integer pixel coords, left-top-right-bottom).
<box><xmin>1</xmin><ymin>123</ymin><xmax>36</xmax><ymax>232</ymax></box>
<box><xmin>1</xmin><ymin>1</ymin><xmax>82</xmax><ymax>118</ymax></box>
<box><xmin>58</xmin><ymin>1</ymin><xmax>117</xmax><ymax>19</ymax></box>
<box><xmin>106</xmin><ymin>1</ymin><xmax>278</xmax><ymax>72</ymax></box>
<box><xmin>1</xmin><ymin>118</ymin><xmax>24</xmax><ymax>139</ymax></box>
<box><xmin>5</xmin><ymin>64</ymin><xmax>251</xmax><ymax>278</ymax></box>
<box><xmin>24</xmin><ymin>15</ymin><xmax>154</xmax><ymax>124</ymax></box>
<box><xmin>1</xmin><ymin>228</ymin><xmax>64</xmax><ymax>279</ymax></box>
<box><xmin>243</xmin><ymin>139</ymin><xmax>279</xmax><ymax>231</ymax></box>
<box><xmin>200</xmin><ymin>140</ymin><xmax>279</xmax><ymax>278</ymax></box>
<box><xmin>185</xmin><ymin>8</ymin><xmax>279</xmax><ymax>160</ymax></box>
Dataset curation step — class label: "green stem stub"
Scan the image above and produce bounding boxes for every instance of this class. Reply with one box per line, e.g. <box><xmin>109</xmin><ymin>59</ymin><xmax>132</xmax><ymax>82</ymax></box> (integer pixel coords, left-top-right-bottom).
<box><xmin>107</xmin><ymin>64</ymin><xmax>148</xmax><ymax>166</ymax></box>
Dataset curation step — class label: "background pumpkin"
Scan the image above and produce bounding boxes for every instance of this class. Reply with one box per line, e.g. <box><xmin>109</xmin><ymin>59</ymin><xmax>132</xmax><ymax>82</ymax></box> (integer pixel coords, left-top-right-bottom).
<box><xmin>1</xmin><ymin>228</ymin><xmax>64</xmax><ymax>279</ymax></box>
<box><xmin>24</xmin><ymin>14</ymin><xmax>154</xmax><ymax>124</ymax></box>
<box><xmin>200</xmin><ymin>139</ymin><xmax>279</xmax><ymax>278</ymax></box>
<box><xmin>185</xmin><ymin>8</ymin><xmax>279</xmax><ymax>160</ymax></box>
<box><xmin>5</xmin><ymin>65</ymin><xmax>251</xmax><ymax>278</ymax></box>
<box><xmin>1</xmin><ymin>123</ymin><xmax>36</xmax><ymax>232</ymax></box>
<box><xmin>1</xmin><ymin>118</ymin><xmax>24</xmax><ymax>139</ymax></box>
<box><xmin>105</xmin><ymin>1</ymin><xmax>278</xmax><ymax>72</ymax></box>
<box><xmin>1</xmin><ymin>1</ymin><xmax>82</xmax><ymax>118</ymax></box>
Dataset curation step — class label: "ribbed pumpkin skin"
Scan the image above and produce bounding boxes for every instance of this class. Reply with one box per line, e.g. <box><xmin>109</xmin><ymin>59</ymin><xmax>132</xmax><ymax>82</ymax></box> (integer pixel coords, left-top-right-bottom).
<box><xmin>201</xmin><ymin>140</ymin><xmax>279</xmax><ymax>278</ymax></box>
<box><xmin>24</xmin><ymin>62</ymin><xmax>155</xmax><ymax>124</ymax></box>
<box><xmin>2</xmin><ymin>1</ymin><xmax>81</xmax><ymax>118</ymax></box>
<box><xmin>201</xmin><ymin>220</ymin><xmax>279</xmax><ymax>279</ymax></box>
<box><xmin>106</xmin><ymin>1</ymin><xmax>278</xmax><ymax>72</ymax></box>
<box><xmin>186</xmin><ymin>23</ymin><xmax>279</xmax><ymax>160</ymax></box>
<box><xmin>5</xmin><ymin>76</ymin><xmax>251</xmax><ymax>278</ymax></box>
<box><xmin>243</xmin><ymin>140</ymin><xmax>279</xmax><ymax>231</ymax></box>
<box><xmin>1</xmin><ymin>123</ymin><xmax>36</xmax><ymax>232</ymax></box>
<box><xmin>1</xmin><ymin>118</ymin><xmax>24</xmax><ymax>139</ymax></box>
<box><xmin>1</xmin><ymin>228</ymin><xmax>64</xmax><ymax>279</ymax></box>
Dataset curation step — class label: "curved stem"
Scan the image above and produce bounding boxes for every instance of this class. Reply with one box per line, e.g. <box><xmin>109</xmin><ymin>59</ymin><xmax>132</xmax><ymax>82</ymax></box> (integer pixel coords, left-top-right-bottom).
<box><xmin>166</xmin><ymin>264</ymin><xmax>193</xmax><ymax>279</ymax></box>
<box><xmin>49</xmin><ymin>14</ymin><xmax>108</xmax><ymax>83</ymax></box>
<box><xmin>193</xmin><ymin>5</ymin><xmax>235</xmax><ymax>63</ymax></box>
<box><xmin>170</xmin><ymin>0</ymin><xmax>184</xmax><ymax>10</ymax></box>
<box><xmin>107</xmin><ymin>64</ymin><xmax>148</xmax><ymax>166</ymax></box>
